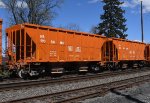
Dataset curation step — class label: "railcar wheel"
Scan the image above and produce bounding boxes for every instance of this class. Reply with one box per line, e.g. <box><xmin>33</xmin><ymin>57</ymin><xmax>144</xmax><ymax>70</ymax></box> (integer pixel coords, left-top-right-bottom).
<box><xmin>0</xmin><ymin>76</ymin><xmax>3</xmax><ymax>81</ymax></box>
<box><xmin>18</xmin><ymin>69</ymin><xmax>29</xmax><ymax>79</ymax></box>
<box><xmin>91</xmin><ymin>65</ymin><xmax>100</xmax><ymax>73</ymax></box>
<box><xmin>107</xmin><ymin>64</ymin><xmax>114</xmax><ymax>71</ymax></box>
<box><xmin>29</xmin><ymin>70</ymin><xmax>39</xmax><ymax>76</ymax></box>
<box><xmin>138</xmin><ymin>61</ymin><xmax>145</xmax><ymax>69</ymax></box>
<box><xmin>18</xmin><ymin>69</ymin><xmax>23</xmax><ymax>78</ymax></box>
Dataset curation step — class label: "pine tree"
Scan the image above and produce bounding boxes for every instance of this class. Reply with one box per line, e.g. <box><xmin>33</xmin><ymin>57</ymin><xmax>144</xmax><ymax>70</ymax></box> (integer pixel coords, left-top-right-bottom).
<box><xmin>97</xmin><ymin>0</ymin><xmax>128</xmax><ymax>39</ymax></box>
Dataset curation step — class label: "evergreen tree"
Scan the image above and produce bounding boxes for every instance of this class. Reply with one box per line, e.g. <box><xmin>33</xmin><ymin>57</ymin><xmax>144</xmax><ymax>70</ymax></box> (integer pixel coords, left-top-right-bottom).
<box><xmin>97</xmin><ymin>0</ymin><xmax>128</xmax><ymax>39</ymax></box>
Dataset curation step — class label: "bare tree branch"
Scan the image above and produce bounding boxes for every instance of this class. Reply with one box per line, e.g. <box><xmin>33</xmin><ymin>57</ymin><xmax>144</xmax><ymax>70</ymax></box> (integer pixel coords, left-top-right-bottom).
<box><xmin>2</xmin><ymin>0</ymin><xmax>63</xmax><ymax>25</ymax></box>
<box><xmin>90</xmin><ymin>26</ymin><xmax>99</xmax><ymax>34</ymax></box>
<box><xmin>59</xmin><ymin>24</ymin><xmax>82</xmax><ymax>31</ymax></box>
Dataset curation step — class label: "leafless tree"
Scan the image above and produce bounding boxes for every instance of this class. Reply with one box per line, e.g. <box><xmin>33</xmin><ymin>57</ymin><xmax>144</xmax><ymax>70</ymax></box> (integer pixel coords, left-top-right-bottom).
<box><xmin>2</xmin><ymin>0</ymin><xmax>63</xmax><ymax>25</ymax></box>
<box><xmin>59</xmin><ymin>23</ymin><xmax>81</xmax><ymax>31</ymax></box>
<box><xmin>89</xmin><ymin>26</ymin><xmax>99</xmax><ymax>34</ymax></box>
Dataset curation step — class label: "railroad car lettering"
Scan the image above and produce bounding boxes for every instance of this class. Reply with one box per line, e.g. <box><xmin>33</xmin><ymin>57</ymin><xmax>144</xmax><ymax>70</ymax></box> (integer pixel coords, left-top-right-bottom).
<box><xmin>60</xmin><ymin>41</ymin><xmax>64</xmax><ymax>45</ymax></box>
<box><xmin>40</xmin><ymin>39</ymin><xmax>46</xmax><ymax>43</ymax></box>
<box><xmin>40</xmin><ymin>35</ymin><xmax>45</xmax><ymax>38</ymax></box>
<box><xmin>50</xmin><ymin>50</ymin><xmax>57</xmax><ymax>57</ymax></box>
<box><xmin>68</xmin><ymin>46</ymin><xmax>73</xmax><ymax>52</ymax></box>
<box><xmin>129</xmin><ymin>51</ymin><xmax>132</xmax><ymax>54</ymax></box>
<box><xmin>51</xmin><ymin>40</ymin><xmax>56</xmax><ymax>44</ymax></box>
<box><xmin>40</xmin><ymin>35</ymin><xmax>46</xmax><ymax>43</ymax></box>
<box><xmin>75</xmin><ymin>47</ymin><xmax>81</xmax><ymax>52</ymax></box>
<box><xmin>69</xmin><ymin>55</ymin><xmax>74</xmax><ymax>57</ymax></box>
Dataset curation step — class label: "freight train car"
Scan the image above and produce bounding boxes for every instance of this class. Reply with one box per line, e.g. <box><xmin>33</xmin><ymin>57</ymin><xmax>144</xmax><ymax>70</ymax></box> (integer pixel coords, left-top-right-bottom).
<box><xmin>101</xmin><ymin>38</ymin><xmax>146</xmax><ymax>70</ymax></box>
<box><xmin>6</xmin><ymin>23</ymin><xmax>107</xmax><ymax>78</ymax></box>
<box><xmin>145</xmin><ymin>44</ymin><xmax>150</xmax><ymax>65</ymax></box>
<box><xmin>4</xmin><ymin>22</ymin><xmax>150</xmax><ymax>79</ymax></box>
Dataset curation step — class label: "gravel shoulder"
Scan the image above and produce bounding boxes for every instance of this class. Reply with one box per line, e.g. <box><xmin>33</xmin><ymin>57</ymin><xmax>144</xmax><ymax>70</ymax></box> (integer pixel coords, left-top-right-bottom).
<box><xmin>1</xmin><ymin>70</ymin><xmax>150</xmax><ymax>102</ymax></box>
<box><xmin>82</xmin><ymin>82</ymin><xmax>150</xmax><ymax>103</ymax></box>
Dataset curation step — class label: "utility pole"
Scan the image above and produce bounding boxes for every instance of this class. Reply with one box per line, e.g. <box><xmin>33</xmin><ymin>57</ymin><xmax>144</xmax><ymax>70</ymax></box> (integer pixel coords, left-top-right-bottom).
<box><xmin>141</xmin><ymin>1</ymin><xmax>144</xmax><ymax>42</ymax></box>
<box><xmin>0</xmin><ymin>19</ymin><xmax>2</xmax><ymax>69</ymax></box>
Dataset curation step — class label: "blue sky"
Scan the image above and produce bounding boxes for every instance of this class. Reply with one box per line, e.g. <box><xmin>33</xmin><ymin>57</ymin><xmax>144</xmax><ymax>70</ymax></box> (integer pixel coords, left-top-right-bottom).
<box><xmin>0</xmin><ymin>0</ymin><xmax>150</xmax><ymax>43</ymax></box>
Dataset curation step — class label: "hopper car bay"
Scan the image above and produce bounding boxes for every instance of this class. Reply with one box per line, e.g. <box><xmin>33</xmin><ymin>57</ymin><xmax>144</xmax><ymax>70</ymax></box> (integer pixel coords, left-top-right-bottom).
<box><xmin>1</xmin><ymin>19</ymin><xmax>150</xmax><ymax>78</ymax></box>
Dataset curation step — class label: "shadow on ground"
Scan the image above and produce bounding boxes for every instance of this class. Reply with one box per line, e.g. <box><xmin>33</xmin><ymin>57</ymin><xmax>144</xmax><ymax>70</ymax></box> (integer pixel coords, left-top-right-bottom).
<box><xmin>110</xmin><ymin>88</ymin><xmax>146</xmax><ymax>103</ymax></box>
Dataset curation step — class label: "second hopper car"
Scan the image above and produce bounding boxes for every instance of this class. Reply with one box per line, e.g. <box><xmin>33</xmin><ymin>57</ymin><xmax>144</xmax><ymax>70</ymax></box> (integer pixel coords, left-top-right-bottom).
<box><xmin>145</xmin><ymin>44</ymin><xmax>150</xmax><ymax>64</ymax></box>
<box><xmin>102</xmin><ymin>38</ymin><xmax>146</xmax><ymax>70</ymax></box>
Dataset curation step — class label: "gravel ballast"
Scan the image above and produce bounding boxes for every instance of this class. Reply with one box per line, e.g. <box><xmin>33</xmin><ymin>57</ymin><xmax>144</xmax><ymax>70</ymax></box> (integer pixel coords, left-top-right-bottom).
<box><xmin>82</xmin><ymin>82</ymin><xmax>150</xmax><ymax>103</ymax></box>
<box><xmin>1</xmin><ymin>70</ymin><xmax>150</xmax><ymax>102</ymax></box>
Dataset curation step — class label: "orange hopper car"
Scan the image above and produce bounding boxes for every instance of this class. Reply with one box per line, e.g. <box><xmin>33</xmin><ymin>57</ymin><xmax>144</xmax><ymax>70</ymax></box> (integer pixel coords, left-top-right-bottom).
<box><xmin>102</xmin><ymin>38</ymin><xmax>146</xmax><ymax>69</ymax></box>
<box><xmin>145</xmin><ymin>44</ymin><xmax>150</xmax><ymax>63</ymax></box>
<box><xmin>6</xmin><ymin>23</ymin><xmax>107</xmax><ymax>78</ymax></box>
<box><xmin>4</xmin><ymin>23</ymin><xmax>150</xmax><ymax>78</ymax></box>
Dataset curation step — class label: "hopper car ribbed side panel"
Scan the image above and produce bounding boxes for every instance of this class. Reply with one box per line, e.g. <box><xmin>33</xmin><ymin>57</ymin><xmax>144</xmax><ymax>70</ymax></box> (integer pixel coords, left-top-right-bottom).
<box><xmin>6</xmin><ymin>24</ymin><xmax>107</xmax><ymax>64</ymax></box>
<box><xmin>112</xmin><ymin>38</ymin><xmax>146</xmax><ymax>61</ymax></box>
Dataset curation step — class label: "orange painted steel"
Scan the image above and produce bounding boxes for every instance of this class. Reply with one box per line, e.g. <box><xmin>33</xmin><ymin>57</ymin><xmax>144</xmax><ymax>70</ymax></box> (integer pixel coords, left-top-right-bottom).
<box><xmin>145</xmin><ymin>44</ymin><xmax>150</xmax><ymax>61</ymax></box>
<box><xmin>5</xmin><ymin>23</ymin><xmax>149</xmax><ymax>72</ymax></box>
<box><xmin>101</xmin><ymin>38</ymin><xmax>146</xmax><ymax>63</ymax></box>
<box><xmin>112</xmin><ymin>38</ymin><xmax>146</xmax><ymax>61</ymax></box>
<box><xmin>6</xmin><ymin>24</ymin><xmax>107</xmax><ymax>64</ymax></box>
<box><xmin>0</xmin><ymin>19</ymin><xmax>2</xmax><ymax>65</ymax></box>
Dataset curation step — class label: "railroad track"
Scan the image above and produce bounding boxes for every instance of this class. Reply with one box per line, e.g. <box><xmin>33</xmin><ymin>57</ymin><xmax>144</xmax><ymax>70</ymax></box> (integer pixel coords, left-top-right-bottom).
<box><xmin>3</xmin><ymin>72</ymin><xmax>150</xmax><ymax>103</ymax></box>
<box><xmin>0</xmin><ymin>68</ymin><xmax>149</xmax><ymax>92</ymax></box>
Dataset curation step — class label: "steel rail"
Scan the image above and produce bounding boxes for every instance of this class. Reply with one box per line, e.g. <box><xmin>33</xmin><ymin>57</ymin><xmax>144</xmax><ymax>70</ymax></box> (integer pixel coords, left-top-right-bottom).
<box><xmin>0</xmin><ymin>68</ymin><xmax>149</xmax><ymax>92</ymax></box>
<box><xmin>3</xmin><ymin>73</ymin><xmax>150</xmax><ymax>103</ymax></box>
